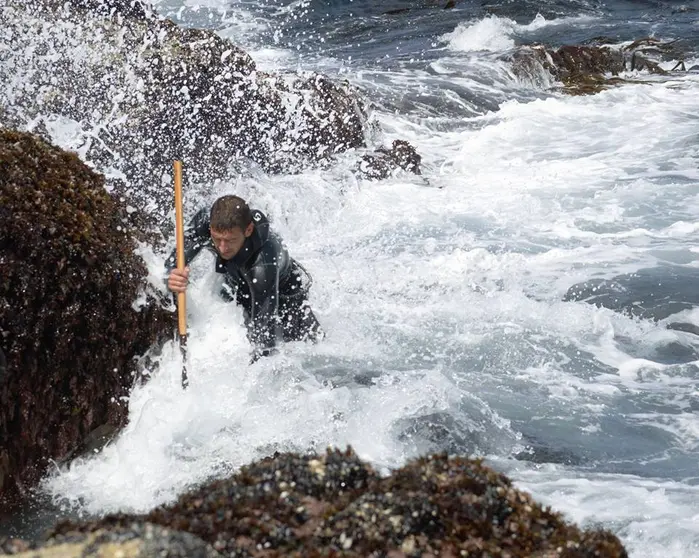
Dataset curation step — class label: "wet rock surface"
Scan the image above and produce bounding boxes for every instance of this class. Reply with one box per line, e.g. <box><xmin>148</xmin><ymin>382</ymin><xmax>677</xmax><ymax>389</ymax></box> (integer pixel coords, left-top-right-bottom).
<box><xmin>10</xmin><ymin>448</ymin><xmax>629</xmax><ymax>557</ymax></box>
<box><xmin>508</xmin><ymin>37</ymin><xmax>688</xmax><ymax>94</ymax></box>
<box><xmin>0</xmin><ymin>129</ymin><xmax>173</xmax><ymax>507</ymax></box>
<box><xmin>1</xmin><ymin>0</ymin><xmax>421</xmax><ymax>221</ymax></box>
<box><xmin>358</xmin><ymin>140</ymin><xmax>423</xmax><ymax>181</ymax></box>
<box><xmin>46</xmin><ymin>0</ymin><xmax>156</xmax><ymax>19</ymax></box>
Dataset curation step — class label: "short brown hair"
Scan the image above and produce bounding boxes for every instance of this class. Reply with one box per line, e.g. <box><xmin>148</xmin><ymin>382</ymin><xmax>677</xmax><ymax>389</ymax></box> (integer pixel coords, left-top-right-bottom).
<box><xmin>209</xmin><ymin>195</ymin><xmax>253</xmax><ymax>231</ymax></box>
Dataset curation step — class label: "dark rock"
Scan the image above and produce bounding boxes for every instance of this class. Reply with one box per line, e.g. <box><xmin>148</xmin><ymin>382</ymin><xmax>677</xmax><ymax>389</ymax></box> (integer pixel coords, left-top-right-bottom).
<box><xmin>508</xmin><ymin>44</ymin><xmax>625</xmax><ymax>95</ymax></box>
<box><xmin>0</xmin><ymin>129</ymin><xmax>173</xmax><ymax>507</ymax></box>
<box><xmin>394</xmin><ymin>411</ymin><xmax>488</xmax><ymax>456</ymax></box>
<box><xmin>42</xmin><ymin>448</ymin><xmax>628</xmax><ymax>557</ymax></box>
<box><xmin>143</xmin><ymin>447</ymin><xmax>378</xmax><ymax>555</ymax></box>
<box><xmin>0</xmin><ymin>538</ymin><xmax>30</xmax><ymax>554</ymax></box>
<box><xmin>56</xmin><ymin>423</ymin><xmax>120</xmax><ymax>466</ymax></box>
<box><xmin>315</xmin><ymin>454</ymin><xmax>627</xmax><ymax>556</ymax></box>
<box><xmin>54</xmin><ymin>0</ymin><xmax>155</xmax><ymax>20</ymax></box>
<box><xmin>514</xmin><ymin>434</ymin><xmax>585</xmax><ymax>467</ymax></box>
<box><xmin>507</xmin><ymin>37</ymin><xmax>686</xmax><ymax>95</ymax></box>
<box><xmin>1</xmin><ymin>1</ymin><xmax>417</xmax><ymax>222</ymax></box>
<box><xmin>382</xmin><ymin>1</ymin><xmax>457</xmax><ymax>16</ymax></box>
<box><xmin>358</xmin><ymin>140</ymin><xmax>422</xmax><ymax>180</ymax></box>
<box><xmin>383</xmin><ymin>8</ymin><xmax>412</xmax><ymax>15</ymax></box>
<box><xmin>289</xmin><ymin>74</ymin><xmax>367</xmax><ymax>165</ymax></box>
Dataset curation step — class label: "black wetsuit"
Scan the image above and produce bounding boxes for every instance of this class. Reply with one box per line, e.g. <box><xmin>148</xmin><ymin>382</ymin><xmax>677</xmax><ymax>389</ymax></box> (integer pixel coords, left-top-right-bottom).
<box><xmin>166</xmin><ymin>207</ymin><xmax>322</xmax><ymax>359</ymax></box>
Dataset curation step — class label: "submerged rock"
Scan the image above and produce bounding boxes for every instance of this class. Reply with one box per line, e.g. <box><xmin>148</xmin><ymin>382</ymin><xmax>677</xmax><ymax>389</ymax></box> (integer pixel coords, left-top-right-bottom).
<box><xmin>563</xmin><ymin>265</ymin><xmax>699</xmax><ymax>322</ymax></box>
<box><xmin>564</xmin><ymin>266</ymin><xmax>699</xmax><ymax>363</ymax></box>
<box><xmin>383</xmin><ymin>1</ymin><xmax>458</xmax><ymax>15</ymax></box>
<box><xmin>0</xmin><ymin>129</ymin><xmax>172</xmax><ymax>506</ymax></box>
<box><xmin>358</xmin><ymin>140</ymin><xmax>423</xmax><ymax>180</ymax></box>
<box><xmin>508</xmin><ymin>37</ymin><xmax>686</xmax><ymax>94</ymax></box>
<box><xmin>30</xmin><ymin>447</ymin><xmax>629</xmax><ymax>557</ymax></box>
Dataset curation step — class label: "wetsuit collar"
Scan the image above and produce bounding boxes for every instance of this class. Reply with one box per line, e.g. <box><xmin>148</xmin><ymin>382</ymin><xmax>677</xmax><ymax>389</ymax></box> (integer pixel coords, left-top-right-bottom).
<box><xmin>230</xmin><ymin>226</ymin><xmax>262</xmax><ymax>267</ymax></box>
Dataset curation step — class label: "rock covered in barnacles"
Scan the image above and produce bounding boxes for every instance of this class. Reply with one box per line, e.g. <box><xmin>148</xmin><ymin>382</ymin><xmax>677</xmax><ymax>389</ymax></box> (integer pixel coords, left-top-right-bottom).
<box><xmin>0</xmin><ymin>129</ymin><xmax>172</xmax><ymax>507</ymax></box>
<box><xmin>37</xmin><ymin>447</ymin><xmax>628</xmax><ymax>557</ymax></box>
<box><xmin>280</xmin><ymin>74</ymin><xmax>368</xmax><ymax>166</ymax></box>
<box><xmin>358</xmin><ymin>140</ymin><xmax>423</xmax><ymax>180</ymax></box>
<box><xmin>47</xmin><ymin>0</ymin><xmax>155</xmax><ymax>19</ymax></box>
<box><xmin>316</xmin><ymin>454</ymin><xmax>628</xmax><ymax>557</ymax></box>
<box><xmin>143</xmin><ymin>447</ymin><xmax>379</xmax><ymax>555</ymax></box>
<box><xmin>0</xmin><ymin>522</ymin><xmax>222</xmax><ymax>557</ymax></box>
<box><xmin>0</xmin><ymin>1</ymin><xmax>418</xmax><ymax>220</ymax></box>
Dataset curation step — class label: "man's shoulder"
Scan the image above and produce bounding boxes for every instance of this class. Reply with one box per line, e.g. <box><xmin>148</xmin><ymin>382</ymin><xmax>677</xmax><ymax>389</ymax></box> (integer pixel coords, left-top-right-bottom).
<box><xmin>251</xmin><ymin>209</ymin><xmax>267</xmax><ymax>225</ymax></box>
<box><xmin>255</xmin><ymin>216</ymin><xmax>288</xmax><ymax>263</ymax></box>
<box><xmin>251</xmin><ymin>209</ymin><xmax>273</xmax><ymax>241</ymax></box>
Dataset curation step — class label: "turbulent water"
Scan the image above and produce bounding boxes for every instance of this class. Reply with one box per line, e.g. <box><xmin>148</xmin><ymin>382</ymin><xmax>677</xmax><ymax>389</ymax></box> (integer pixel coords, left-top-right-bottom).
<box><xmin>2</xmin><ymin>0</ymin><xmax>699</xmax><ymax>556</ymax></box>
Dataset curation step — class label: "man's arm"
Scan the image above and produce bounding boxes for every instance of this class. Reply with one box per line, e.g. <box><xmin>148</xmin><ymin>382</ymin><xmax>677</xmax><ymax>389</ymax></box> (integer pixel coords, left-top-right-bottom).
<box><xmin>164</xmin><ymin>206</ymin><xmax>211</xmax><ymax>274</ymax></box>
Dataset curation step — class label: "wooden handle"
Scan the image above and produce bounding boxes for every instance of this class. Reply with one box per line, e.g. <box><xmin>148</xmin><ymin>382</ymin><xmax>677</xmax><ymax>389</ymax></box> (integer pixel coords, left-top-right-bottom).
<box><xmin>174</xmin><ymin>160</ymin><xmax>187</xmax><ymax>337</ymax></box>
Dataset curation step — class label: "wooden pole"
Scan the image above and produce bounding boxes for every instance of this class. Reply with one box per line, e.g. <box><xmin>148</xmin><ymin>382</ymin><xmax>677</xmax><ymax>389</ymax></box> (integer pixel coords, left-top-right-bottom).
<box><xmin>174</xmin><ymin>160</ymin><xmax>188</xmax><ymax>389</ymax></box>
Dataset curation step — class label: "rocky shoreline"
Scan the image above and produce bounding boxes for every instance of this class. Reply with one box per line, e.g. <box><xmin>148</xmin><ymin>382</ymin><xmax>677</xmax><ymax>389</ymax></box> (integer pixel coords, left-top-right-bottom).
<box><xmin>0</xmin><ymin>448</ymin><xmax>629</xmax><ymax>557</ymax></box>
<box><xmin>1</xmin><ymin>2</ymin><xmax>690</xmax><ymax>553</ymax></box>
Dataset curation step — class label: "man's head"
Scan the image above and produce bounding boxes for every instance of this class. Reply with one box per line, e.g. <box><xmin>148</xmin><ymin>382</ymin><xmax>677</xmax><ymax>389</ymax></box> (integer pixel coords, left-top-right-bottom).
<box><xmin>209</xmin><ymin>195</ymin><xmax>254</xmax><ymax>260</ymax></box>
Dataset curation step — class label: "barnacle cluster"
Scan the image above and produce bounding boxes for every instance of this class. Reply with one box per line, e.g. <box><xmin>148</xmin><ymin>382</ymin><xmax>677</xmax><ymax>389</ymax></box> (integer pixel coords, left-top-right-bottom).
<box><xmin>22</xmin><ymin>448</ymin><xmax>629</xmax><ymax>557</ymax></box>
<box><xmin>0</xmin><ymin>129</ymin><xmax>172</xmax><ymax>505</ymax></box>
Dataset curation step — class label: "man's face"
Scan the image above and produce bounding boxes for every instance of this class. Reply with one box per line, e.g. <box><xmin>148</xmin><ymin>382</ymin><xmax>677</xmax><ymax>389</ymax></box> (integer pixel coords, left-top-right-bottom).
<box><xmin>210</xmin><ymin>223</ymin><xmax>253</xmax><ymax>260</ymax></box>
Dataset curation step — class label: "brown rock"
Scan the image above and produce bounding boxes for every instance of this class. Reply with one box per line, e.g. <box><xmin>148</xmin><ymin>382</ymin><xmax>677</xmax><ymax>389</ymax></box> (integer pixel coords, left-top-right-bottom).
<box><xmin>1</xmin><ymin>1</ymin><xmax>410</xmax><ymax>222</ymax></box>
<box><xmin>0</xmin><ymin>129</ymin><xmax>172</xmax><ymax>507</ymax></box>
<box><xmin>40</xmin><ymin>448</ymin><xmax>628</xmax><ymax>557</ymax></box>
<box><xmin>507</xmin><ymin>38</ymin><xmax>683</xmax><ymax>95</ymax></box>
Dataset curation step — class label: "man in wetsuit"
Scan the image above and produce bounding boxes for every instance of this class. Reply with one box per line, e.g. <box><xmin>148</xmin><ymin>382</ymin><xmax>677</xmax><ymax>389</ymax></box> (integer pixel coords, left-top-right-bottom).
<box><xmin>165</xmin><ymin>195</ymin><xmax>323</xmax><ymax>362</ymax></box>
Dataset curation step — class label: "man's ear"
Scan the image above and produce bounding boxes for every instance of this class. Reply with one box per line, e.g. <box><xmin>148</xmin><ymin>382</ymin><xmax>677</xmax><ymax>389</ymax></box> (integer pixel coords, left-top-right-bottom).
<box><xmin>244</xmin><ymin>222</ymin><xmax>254</xmax><ymax>237</ymax></box>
